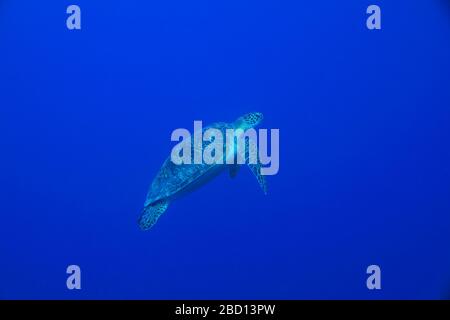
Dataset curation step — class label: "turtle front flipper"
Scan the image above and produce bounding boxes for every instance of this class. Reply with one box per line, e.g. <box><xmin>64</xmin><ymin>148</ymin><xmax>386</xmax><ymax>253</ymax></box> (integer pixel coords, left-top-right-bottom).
<box><xmin>248</xmin><ymin>163</ymin><xmax>267</xmax><ymax>195</ymax></box>
<box><xmin>243</xmin><ymin>138</ymin><xmax>268</xmax><ymax>195</ymax></box>
<box><xmin>138</xmin><ymin>199</ymin><xmax>169</xmax><ymax>230</ymax></box>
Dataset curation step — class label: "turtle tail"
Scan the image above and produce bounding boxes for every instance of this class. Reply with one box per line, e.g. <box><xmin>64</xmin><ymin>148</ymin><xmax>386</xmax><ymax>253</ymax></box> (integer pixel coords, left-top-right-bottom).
<box><xmin>138</xmin><ymin>199</ymin><xmax>169</xmax><ymax>230</ymax></box>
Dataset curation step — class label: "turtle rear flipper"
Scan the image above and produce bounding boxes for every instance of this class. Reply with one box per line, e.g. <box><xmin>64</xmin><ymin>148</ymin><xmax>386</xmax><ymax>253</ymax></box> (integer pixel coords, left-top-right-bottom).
<box><xmin>138</xmin><ymin>199</ymin><xmax>169</xmax><ymax>230</ymax></box>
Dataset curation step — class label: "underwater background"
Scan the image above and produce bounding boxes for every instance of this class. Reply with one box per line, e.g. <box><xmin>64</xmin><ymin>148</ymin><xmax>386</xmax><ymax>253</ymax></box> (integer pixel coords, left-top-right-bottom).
<box><xmin>1</xmin><ymin>1</ymin><xmax>450</xmax><ymax>299</ymax></box>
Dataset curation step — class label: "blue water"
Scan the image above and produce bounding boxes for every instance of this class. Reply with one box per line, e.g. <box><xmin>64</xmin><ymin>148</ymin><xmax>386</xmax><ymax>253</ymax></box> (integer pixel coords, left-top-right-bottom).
<box><xmin>1</xmin><ymin>1</ymin><xmax>450</xmax><ymax>299</ymax></box>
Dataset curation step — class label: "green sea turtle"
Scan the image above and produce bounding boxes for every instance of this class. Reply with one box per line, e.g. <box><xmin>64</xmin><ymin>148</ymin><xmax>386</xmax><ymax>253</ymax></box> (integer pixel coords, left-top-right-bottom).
<box><xmin>138</xmin><ymin>112</ymin><xmax>267</xmax><ymax>230</ymax></box>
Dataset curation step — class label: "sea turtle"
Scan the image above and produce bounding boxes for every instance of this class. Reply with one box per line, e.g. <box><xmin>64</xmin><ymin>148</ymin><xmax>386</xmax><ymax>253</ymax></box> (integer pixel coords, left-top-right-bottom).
<box><xmin>138</xmin><ymin>112</ymin><xmax>267</xmax><ymax>230</ymax></box>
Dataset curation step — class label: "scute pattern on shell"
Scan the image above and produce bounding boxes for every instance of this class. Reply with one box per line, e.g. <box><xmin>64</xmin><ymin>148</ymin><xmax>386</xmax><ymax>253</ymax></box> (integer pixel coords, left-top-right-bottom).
<box><xmin>145</xmin><ymin>122</ymin><xmax>233</xmax><ymax>205</ymax></box>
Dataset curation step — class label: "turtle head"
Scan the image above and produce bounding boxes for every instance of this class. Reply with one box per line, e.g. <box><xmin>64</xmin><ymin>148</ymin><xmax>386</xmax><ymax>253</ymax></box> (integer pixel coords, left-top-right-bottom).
<box><xmin>234</xmin><ymin>112</ymin><xmax>264</xmax><ymax>130</ymax></box>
